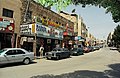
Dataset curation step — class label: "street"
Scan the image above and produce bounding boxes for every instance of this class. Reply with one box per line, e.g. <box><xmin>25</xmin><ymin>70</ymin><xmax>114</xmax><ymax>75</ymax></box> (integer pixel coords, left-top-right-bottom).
<box><xmin>0</xmin><ymin>47</ymin><xmax>120</xmax><ymax>78</ymax></box>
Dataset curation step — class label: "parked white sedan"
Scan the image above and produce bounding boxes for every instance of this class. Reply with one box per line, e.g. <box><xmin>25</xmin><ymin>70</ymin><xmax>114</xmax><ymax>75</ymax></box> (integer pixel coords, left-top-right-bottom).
<box><xmin>0</xmin><ymin>48</ymin><xmax>35</xmax><ymax>65</ymax></box>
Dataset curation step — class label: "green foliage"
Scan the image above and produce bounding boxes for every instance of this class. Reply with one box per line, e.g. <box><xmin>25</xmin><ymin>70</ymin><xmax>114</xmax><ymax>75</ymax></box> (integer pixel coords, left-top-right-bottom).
<box><xmin>112</xmin><ymin>25</ymin><xmax>120</xmax><ymax>45</ymax></box>
<box><xmin>71</xmin><ymin>0</ymin><xmax>120</xmax><ymax>23</ymax></box>
<box><xmin>34</xmin><ymin>0</ymin><xmax>72</xmax><ymax>12</ymax></box>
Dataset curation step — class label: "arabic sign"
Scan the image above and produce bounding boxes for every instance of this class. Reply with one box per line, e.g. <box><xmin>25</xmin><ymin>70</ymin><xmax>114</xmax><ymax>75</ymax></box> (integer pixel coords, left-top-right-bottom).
<box><xmin>20</xmin><ymin>24</ymin><xmax>32</xmax><ymax>35</ymax></box>
<box><xmin>0</xmin><ymin>17</ymin><xmax>14</xmax><ymax>32</ymax></box>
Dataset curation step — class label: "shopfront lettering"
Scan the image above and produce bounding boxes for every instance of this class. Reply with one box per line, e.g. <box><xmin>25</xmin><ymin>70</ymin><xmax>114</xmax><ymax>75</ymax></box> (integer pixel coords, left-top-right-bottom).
<box><xmin>36</xmin><ymin>17</ymin><xmax>42</xmax><ymax>23</ymax></box>
<box><xmin>48</xmin><ymin>28</ymin><xmax>58</xmax><ymax>37</ymax></box>
<box><xmin>20</xmin><ymin>25</ymin><xmax>31</xmax><ymax>34</ymax></box>
<box><xmin>48</xmin><ymin>21</ymin><xmax>60</xmax><ymax>27</ymax></box>
<box><xmin>42</xmin><ymin>18</ymin><xmax>48</xmax><ymax>26</ymax></box>
<box><xmin>0</xmin><ymin>18</ymin><xmax>14</xmax><ymax>32</ymax></box>
<box><xmin>36</xmin><ymin>24</ymin><xmax>47</xmax><ymax>33</ymax></box>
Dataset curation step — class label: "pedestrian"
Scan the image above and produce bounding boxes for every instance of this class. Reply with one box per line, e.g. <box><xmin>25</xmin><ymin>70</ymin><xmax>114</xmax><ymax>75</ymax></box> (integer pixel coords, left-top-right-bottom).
<box><xmin>39</xmin><ymin>45</ymin><xmax>44</xmax><ymax>58</ymax></box>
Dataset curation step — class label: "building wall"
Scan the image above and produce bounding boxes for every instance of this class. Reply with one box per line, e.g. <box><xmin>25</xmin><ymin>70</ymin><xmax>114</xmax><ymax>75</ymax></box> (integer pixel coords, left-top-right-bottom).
<box><xmin>59</xmin><ymin>12</ymin><xmax>77</xmax><ymax>36</ymax></box>
<box><xmin>0</xmin><ymin>0</ymin><xmax>22</xmax><ymax>34</ymax></box>
<box><xmin>20</xmin><ymin>0</ymin><xmax>73</xmax><ymax>29</ymax></box>
<box><xmin>81</xmin><ymin>22</ymin><xmax>88</xmax><ymax>39</ymax></box>
<box><xmin>78</xmin><ymin>19</ymin><xmax>82</xmax><ymax>36</ymax></box>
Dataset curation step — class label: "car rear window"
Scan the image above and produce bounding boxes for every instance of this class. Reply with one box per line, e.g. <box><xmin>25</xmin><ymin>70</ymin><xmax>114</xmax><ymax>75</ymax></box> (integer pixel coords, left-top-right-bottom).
<box><xmin>71</xmin><ymin>48</ymin><xmax>77</xmax><ymax>51</ymax></box>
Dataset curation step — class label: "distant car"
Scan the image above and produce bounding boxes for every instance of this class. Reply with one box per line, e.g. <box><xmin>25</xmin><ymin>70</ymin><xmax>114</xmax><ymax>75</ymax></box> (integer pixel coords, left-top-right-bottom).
<box><xmin>70</xmin><ymin>48</ymin><xmax>84</xmax><ymax>56</ymax></box>
<box><xmin>88</xmin><ymin>46</ymin><xmax>94</xmax><ymax>52</ymax></box>
<box><xmin>93</xmin><ymin>46</ymin><xmax>100</xmax><ymax>51</ymax></box>
<box><xmin>0</xmin><ymin>48</ymin><xmax>35</xmax><ymax>65</ymax></box>
<box><xmin>83</xmin><ymin>47</ymin><xmax>90</xmax><ymax>53</ymax></box>
<box><xmin>45</xmin><ymin>48</ymin><xmax>70</xmax><ymax>60</ymax></box>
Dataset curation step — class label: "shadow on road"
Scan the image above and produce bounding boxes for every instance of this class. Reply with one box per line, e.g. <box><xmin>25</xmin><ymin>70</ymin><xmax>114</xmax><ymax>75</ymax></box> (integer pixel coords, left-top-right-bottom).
<box><xmin>31</xmin><ymin>63</ymin><xmax>120</xmax><ymax>78</ymax></box>
<box><xmin>0</xmin><ymin>61</ymin><xmax>37</xmax><ymax>68</ymax></box>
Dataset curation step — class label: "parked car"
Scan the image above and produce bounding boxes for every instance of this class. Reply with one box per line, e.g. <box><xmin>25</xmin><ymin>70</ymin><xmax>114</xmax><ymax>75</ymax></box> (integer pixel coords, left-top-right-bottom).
<box><xmin>93</xmin><ymin>46</ymin><xmax>100</xmax><ymax>51</ymax></box>
<box><xmin>45</xmin><ymin>48</ymin><xmax>70</xmax><ymax>60</ymax></box>
<box><xmin>87</xmin><ymin>46</ymin><xmax>94</xmax><ymax>52</ymax></box>
<box><xmin>70</xmin><ymin>48</ymin><xmax>84</xmax><ymax>56</ymax></box>
<box><xmin>83</xmin><ymin>47</ymin><xmax>90</xmax><ymax>53</ymax></box>
<box><xmin>0</xmin><ymin>48</ymin><xmax>35</xmax><ymax>65</ymax></box>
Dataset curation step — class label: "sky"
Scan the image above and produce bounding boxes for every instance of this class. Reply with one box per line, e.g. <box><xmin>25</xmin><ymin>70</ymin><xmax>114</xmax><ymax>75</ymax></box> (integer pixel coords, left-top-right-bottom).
<box><xmin>51</xmin><ymin>5</ymin><xmax>119</xmax><ymax>40</ymax></box>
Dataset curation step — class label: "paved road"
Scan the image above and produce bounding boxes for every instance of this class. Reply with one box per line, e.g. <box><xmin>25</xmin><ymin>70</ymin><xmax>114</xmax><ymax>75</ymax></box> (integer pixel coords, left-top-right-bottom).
<box><xmin>0</xmin><ymin>47</ymin><xmax>120</xmax><ymax>78</ymax></box>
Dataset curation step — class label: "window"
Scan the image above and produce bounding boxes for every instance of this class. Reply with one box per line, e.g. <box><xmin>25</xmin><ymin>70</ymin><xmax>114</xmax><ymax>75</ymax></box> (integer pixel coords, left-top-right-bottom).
<box><xmin>16</xmin><ymin>50</ymin><xmax>25</xmax><ymax>54</ymax></box>
<box><xmin>6</xmin><ymin>50</ymin><xmax>16</xmax><ymax>55</ymax></box>
<box><xmin>2</xmin><ymin>8</ymin><xmax>14</xmax><ymax>18</ymax></box>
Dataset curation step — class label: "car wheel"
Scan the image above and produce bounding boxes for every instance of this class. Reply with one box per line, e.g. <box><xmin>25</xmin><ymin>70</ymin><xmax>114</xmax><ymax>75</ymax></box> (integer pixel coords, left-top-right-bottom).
<box><xmin>23</xmin><ymin>58</ymin><xmax>30</xmax><ymax>65</ymax></box>
<box><xmin>46</xmin><ymin>57</ymin><xmax>51</xmax><ymax>60</ymax></box>
<box><xmin>56</xmin><ymin>55</ymin><xmax>60</xmax><ymax>60</ymax></box>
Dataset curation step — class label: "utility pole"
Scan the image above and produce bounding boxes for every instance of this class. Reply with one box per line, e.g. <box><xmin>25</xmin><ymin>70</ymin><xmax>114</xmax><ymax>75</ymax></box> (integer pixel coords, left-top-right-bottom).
<box><xmin>23</xmin><ymin>0</ymin><xmax>30</xmax><ymax>23</ymax></box>
<box><xmin>23</xmin><ymin>0</ymin><xmax>36</xmax><ymax>57</ymax></box>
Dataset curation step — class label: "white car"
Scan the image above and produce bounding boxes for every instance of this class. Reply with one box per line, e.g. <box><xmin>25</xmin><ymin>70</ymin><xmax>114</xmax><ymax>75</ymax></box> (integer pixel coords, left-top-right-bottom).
<box><xmin>0</xmin><ymin>48</ymin><xmax>35</xmax><ymax>65</ymax></box>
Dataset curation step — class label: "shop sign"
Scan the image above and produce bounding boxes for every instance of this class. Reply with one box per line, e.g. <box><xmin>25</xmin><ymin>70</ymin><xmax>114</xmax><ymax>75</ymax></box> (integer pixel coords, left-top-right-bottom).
<box><xmin>27</xmin><ymin>37</ymin><xmax>34</xmax><ymax>42</ymax></box>
<box><xmin>20</xmin><ymin>25</ymin><xmax>31</xmax><ymax>35</ymax></box>
<box><xmin>36</xmin><ymin>23</ymin><xmax>63</xmax><ymax>39</ymax></box>
<box><xmin>48</xmin><ymin>21</ymin><xmax>60</xmax><ymax>27</ymax></box>
<box><xmin>48</xmin><ymin>28</ymin><xmax>57</xmax><ymax>37</ymax></box>
<box><xmin>42</xmin><ymin>18</ymin><xmax>48</xmax><ymax>26</ymax></box>
<box><xmin>59</xmin><ymin>31</ymin><xmax>63</xmax><ymax>39</ymax></box>
<box><xmin>75</xmin><ymin>36</ymin><xmax>82</xmax><ymax>40</ymax></box>
<box><xmin>69</xmin><ymin>40</ymin><xmax>73</xmax><ymax>44</ymax></box>
<box><xmin>0</xmin><ymin>17</ymin><xmax>14</xmax><ymax>32</ymax></box>
<box><xmin>78</xmin><ymin>36</ymin><xmax>81</xmax><ymax>40</ymax></box>
<box><xmin>34</xmin><ymin>16</ymin><xmax>42</xmax><ymax>23</ymax></box>
<box><xmin>55</xmin><ymin>40</ymin><xmax>58</xmax><ymax>44</ymax></box>
<box><xmin>36</xmin><ymin>24</ymin><xmax>49</xmax><ymax>36</ymax></box>
<box><xmin>75</xmin><ymin>36</ymin><xmax>78</xmax><ymax>40</ymax></box>
<box><xmin>47</xmin><ymin>39</ymin><xmax>51</xmax><ymax>44</ymax></box>
<box><xmin>54</xmin><ymin>29</ymin><xmax>63</xmax><ymax>39</ymax></box>
<box><xmin>63</xmin><ymin>32</ymin><xmax>68</xmax><ymax>36</ymax></box>
<box><xmin>48</xmin><ymin>28</ymin><xmax>63</xmax><ymax>39</ymax></box>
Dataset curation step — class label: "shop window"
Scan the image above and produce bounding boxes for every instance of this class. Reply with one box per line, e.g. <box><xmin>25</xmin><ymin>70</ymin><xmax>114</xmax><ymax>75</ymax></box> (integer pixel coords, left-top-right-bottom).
<box><xmin>43</xmin><ymin>16</ymin><xmax>46</xmax><ymax>19</ymax></box>
<box><xmin>56</xmin><ymin>21</ymin><xmax>58</xmax><ymax>24</ymax></box>
<box><xmin>2</xmin><ymin>8</ymin><xmax>14</xmax><ymax>18</ymax></box>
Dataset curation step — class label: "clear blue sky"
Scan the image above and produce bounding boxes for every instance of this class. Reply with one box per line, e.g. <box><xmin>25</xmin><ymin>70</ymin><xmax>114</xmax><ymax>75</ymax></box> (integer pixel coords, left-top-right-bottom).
<box><xmin>51</xmin><ymin>5</ymin><xmax>119</xmax><ymax>40</ymax></box>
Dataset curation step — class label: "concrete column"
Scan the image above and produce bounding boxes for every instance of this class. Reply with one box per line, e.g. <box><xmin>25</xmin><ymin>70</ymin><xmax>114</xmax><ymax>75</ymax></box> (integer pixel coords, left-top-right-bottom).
<box><xmin>33</xmin><ymin>33</ymin><xmax>36</xmax><ymax>57</ymax></box>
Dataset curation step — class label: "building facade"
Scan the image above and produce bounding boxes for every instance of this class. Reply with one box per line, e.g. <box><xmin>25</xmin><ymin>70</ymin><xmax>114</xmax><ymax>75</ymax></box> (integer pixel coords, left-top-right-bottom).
<box><xmin>0</xmin><ymin>0</ymin><xmax>74</xmax><ymax>56</ymax></box>
<box><xmin>20</xmin><ymin>0</ymin><xmax>74</xmax><ymax>56</ymax></box>
<box><xmin>0</xmin><ymin>0</ymin><xmax>22</xmax><ymax>49</ymax></box>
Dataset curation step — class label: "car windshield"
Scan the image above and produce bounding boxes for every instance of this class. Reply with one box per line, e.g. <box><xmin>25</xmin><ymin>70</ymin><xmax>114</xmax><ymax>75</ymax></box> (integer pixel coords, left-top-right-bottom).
<box><xmin>52</xmin><ymin>48</ymin><xmax>61</xmax><ymax>51</ymax></box>
<box><xmin>0</xmin><ymin>49</ymin><xmax>6</xmax><ymax>55</ymax></box>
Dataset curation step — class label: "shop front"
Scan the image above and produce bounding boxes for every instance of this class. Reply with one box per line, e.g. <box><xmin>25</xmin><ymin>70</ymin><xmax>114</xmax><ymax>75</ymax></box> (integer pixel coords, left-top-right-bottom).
<box><xmin>36</xmin><ymin>23</ymin><xmax>63</xmax><ymax>56</ymax></box>
<box><xmin>19</xmin><ymin>23</ymin><xmax>63</xmax><ymax>56</ymax></box>
<box><xmin>62</xmin><ymin>23</ymin><xmax>74</xmax><ymax>50</ymax></box>
<box><xmin>0</xmin><ymin>17</ymin><xmax>15</xmax><ymax>49</ymax></box>
<box><xmin>19</xmin><ymin>24</ymin><xmax>35</xmax><ymax>52</ymax></box>
<box><xmin>75</xmin><ymin>36</ymin><xmax>85</xmax><ymax>47</ymax></box>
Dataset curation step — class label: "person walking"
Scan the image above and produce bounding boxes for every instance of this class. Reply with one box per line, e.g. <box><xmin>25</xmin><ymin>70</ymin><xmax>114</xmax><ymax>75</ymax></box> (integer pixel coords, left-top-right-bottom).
<box><xmin>39</xmin><ymin>45</ymin><xmax>44</xmax><ymax>58</ymax></box>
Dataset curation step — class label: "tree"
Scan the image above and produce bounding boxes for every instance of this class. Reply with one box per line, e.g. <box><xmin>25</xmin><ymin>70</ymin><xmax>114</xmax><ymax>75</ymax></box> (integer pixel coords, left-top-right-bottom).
<box><xmin>34</xmin><ymin>0</ymin><xmax>120</xmax><ymax>23</ymax></box>
<box><xmin>34</xmin><ymin>0</ymin><xmax>72</xmax><ymax>12</ymax></box>
<box><xmin>112</xmin><ymin>25</ymin><xmax>120</xmax><ymax>47</ymax></box>
<box><xmin>72</xmin><ymin>0</ymin><xmax>120</xmax><ymax>23</ymax></box>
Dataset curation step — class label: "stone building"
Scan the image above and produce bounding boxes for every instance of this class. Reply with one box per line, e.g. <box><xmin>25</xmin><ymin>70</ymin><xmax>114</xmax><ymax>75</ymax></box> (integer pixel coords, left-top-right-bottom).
<box><xmin>0</xmin><ymin>0</ymin><xmax>74</xmax><ymax>56</ymax></box>
<box><xmin>19</xmin><ymin>0</ymin><xmax>74</xmax><ymax>55</ymax></box>
<box><xmin>59</xmin><ymin>11</ymin><xmax>88</xmax><ymax>46</ymax></box>
<box><xmin>0</xmin><ymin>0</ymin><xmax>22</xmax><ymax>49</ymax></box>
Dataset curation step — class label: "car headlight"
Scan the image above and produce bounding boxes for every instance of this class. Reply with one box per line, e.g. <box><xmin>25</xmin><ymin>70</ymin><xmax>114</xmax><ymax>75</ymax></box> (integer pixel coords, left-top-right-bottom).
<box><xmin>74</xmin><ymin>52</ymin><xmax>77</xmax><ymax>53</ymax></box>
